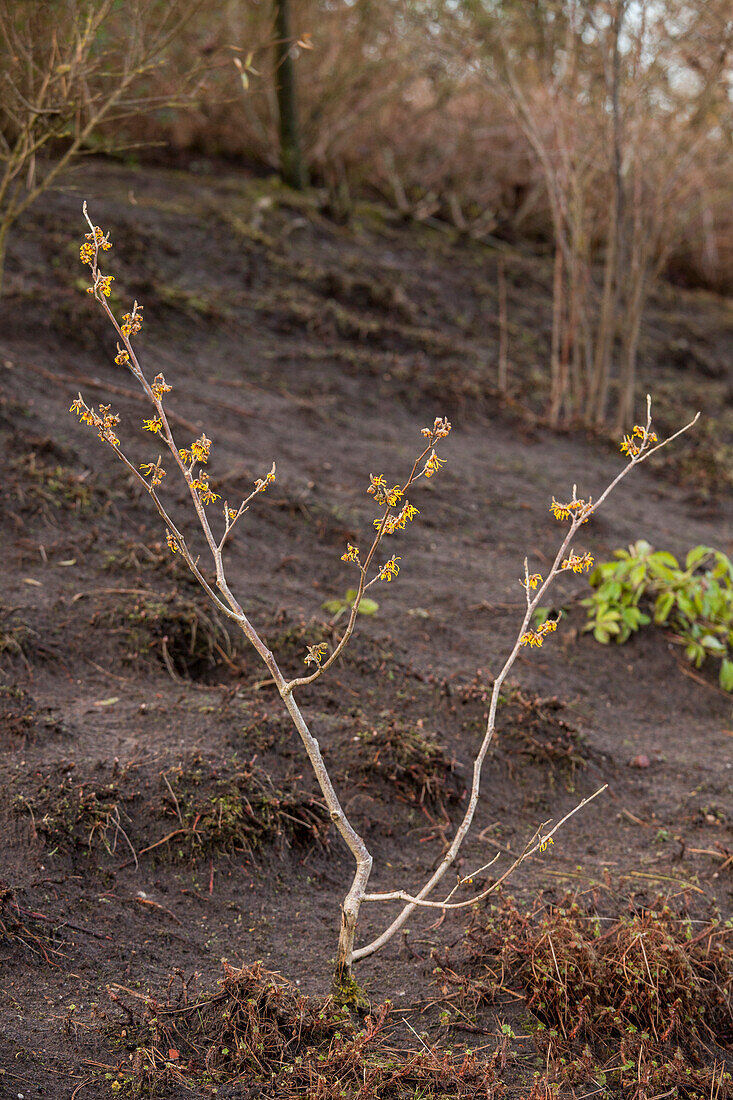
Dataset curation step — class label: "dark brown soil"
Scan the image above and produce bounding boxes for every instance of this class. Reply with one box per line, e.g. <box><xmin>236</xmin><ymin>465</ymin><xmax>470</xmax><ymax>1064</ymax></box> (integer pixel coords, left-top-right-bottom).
<box><xmin>0</xmin><ymin>161</ymin><xmax>731</xmax><ymax>1098</ymax></box>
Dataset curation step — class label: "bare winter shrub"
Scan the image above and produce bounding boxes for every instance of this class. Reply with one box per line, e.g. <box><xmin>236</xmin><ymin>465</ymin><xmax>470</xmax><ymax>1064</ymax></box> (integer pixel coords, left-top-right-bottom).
<box><xmin>0</xmin><ymin>0</ymin><xmax>205</xmax><ymax>294</ymax></box>
<box><xmin>69</xmin><ymin>207</ymin><xmax>697</xmax><ymax>991</ymax></box>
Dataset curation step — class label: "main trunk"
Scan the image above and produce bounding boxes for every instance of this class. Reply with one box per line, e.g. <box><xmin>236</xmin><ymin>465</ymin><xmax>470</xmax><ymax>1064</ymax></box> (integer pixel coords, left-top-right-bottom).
<box><xmin>273</xmin><ymin>0</ymin><xmax>306</xmax><ymax>190</ymax></box>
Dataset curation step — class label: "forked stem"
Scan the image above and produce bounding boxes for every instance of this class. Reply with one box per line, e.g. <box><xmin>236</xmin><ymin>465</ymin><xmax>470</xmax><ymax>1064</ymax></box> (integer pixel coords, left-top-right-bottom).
<box><xmin>72</xmin><ymin>209</ymin><xmax>699</xmax><ymax>987</ymax></box>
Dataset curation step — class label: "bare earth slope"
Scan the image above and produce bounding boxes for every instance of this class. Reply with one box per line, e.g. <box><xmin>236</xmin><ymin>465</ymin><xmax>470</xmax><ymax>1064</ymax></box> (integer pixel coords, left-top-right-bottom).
<box><xmin>0</xmin><ymin>162</ymin><xmax>731</xmax><ymax>1097</ymax></box>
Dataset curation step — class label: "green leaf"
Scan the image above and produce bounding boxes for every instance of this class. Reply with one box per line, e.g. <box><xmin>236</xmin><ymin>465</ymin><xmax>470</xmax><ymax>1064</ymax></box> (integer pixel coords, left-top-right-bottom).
<box><xmin>685</xmin><ymin>641</ymin><xmax>705</xmax><ymax>668</ymax></box>
<box><xmin>676</xmin><ymin>594</ymin><xmax>695</xmax><ymax>620</ymax></box>
<box><xmin>630</xmin><ymin>564</ymin><xmax>647</xmax><ymax>588</ymax></box>
<box><xmin>685</xmin><ymin>545</ymin><xmax>711</xmax><ymax>570</ymax></box>
<box><xmin>321</xmin><ymin>598</ymin><xmax>346</xmax><ymax>616</ymax></box>
<box><xmin>720</xmin><ymin>659</ymin><xmax>733</xmax><ymax>693</ymax></box>
<box><xmin>654</xmin><ymin>592</ymin><xmax>675</xmax><ymax>624</ymax></box>
<box><xmin>323</xmin><ymin>591</ymin><xmax>379</xmax><ymax>617</ymax></box>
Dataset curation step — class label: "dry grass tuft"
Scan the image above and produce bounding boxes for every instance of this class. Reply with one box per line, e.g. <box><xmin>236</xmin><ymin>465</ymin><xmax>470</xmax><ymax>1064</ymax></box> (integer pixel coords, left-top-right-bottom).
<box><xmin>107</xmin><ymin>960</ymin><xmax>510</xmax><ymax>1097</ymax></box>
<box><xmin>436</xmin><ymin>889</ymin><xmax>732</xmax><ymax>1098</ymax></box>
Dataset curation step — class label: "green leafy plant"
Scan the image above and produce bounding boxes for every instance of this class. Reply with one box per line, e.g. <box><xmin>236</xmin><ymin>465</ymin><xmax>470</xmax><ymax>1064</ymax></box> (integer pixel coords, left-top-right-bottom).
<box><xmin>322</xmin><ymin>588</ymin><xmax>379</xmax><ymax>621</ymax></box>
<box><xmin>583</xmin><ymin>539</ymin><xmax>733</xmax><ymax>690</ymax></box>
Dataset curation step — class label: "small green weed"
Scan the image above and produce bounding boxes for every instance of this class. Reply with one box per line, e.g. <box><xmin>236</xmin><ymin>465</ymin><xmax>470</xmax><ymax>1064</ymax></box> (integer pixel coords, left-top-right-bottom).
<box><xmin>322</xmin><ymin>588</ymin><xmax>379</xmax><ymax>621</ymax></box>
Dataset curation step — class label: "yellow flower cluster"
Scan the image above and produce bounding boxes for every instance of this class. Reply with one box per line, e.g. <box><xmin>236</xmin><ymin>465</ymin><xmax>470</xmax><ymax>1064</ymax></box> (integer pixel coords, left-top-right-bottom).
<box><xmin>121</xmin><ymin>309</ymin><xmax>143</xmax><ymax>338</ymax></box>
<box><xmin>139</xmin><ymin>457</ymin><xmax>166</xmax><ymax>487</ymax></box>
<box><xmin>166</xmin><ymin>530</ymin><xmax>179</xmax><ymax>554</ymax></box>
<box><xmin>520</xmin><ymin>618</ymin><xmax>558</xmax><ymax>648</ymax></box>
<box><xmin>114</xmin><ymin>345</ymin><xmax>129</xmax><ymax>365</ymax></box>
<box><xmin>520</xmin><ymin>572</ymin><xmax>543</xmax><ymax>590</ymax></box>
<box><xmin>80</xmin><ymin>226</ymin><xmax>112</xmax><ymax>265</ymax></box>
<box><xmin>341</xmin><ymin>544</ymin><xmax>360</xmax><ymax>563</ymax></box>
<box><xmin>377</xmin><ymin>555</ymin><xmax>401</xmax><ymax>582</ymax></box>
<box><xmin>87</xmin><ymin>274</ymin><xmax>114</xmax><ymax>298</ymax></box>
<box><xmin>421</xmin><ymin>416</ymin><xmax>452</xmax><ymax>439</ymax></box>
<box><xmin>180</xmin><ymin>435</ymin><xmax>212</xmax><ymax>466</ymax></box>
<box><xmin>550</xmin><ymin>497</ymin><xmax>590</xmax><ymax>522</ymax></box>
<box><xmin>375</xmin><ymin>500</ymin><xmax>419</xmax><ymax>535</ymax></box>
<box><xmin>191</xmin><ymin>472</ymin><xmax>220</xmax><ymax>504</ymax></box>
<box><xmin>620</xmin><ymin>424</ymin><xmax>658</xmax><ymax>458</ymax></box>
<box><xmin>151</xmin><ymin>373</ymin><xmax>171</xmax><ymax>400</ymax></box>
<box><xmin>304</xmin><ymin>642</ymin><xmax>328</xmax><ymax>666</ymax></box>
<box><xmin>367</xmin><ymin>474</ymin><xmax>402</xmax><ymax>506</ymax></box>
<box><xmin>561</xmin><ymin>551</ymin><xmax>594</xmax><ymax>573</ymax></box>
<box><xmin>70</xmin><ymin>396</ymin><xmax>120</xmax><ymax>447</ymax></box>
<box><xmin>143</xmin><ymin>416</ymin><xmax>163</xmax><ymax>434</ymax></box>
<box><xmin>423</xmin><ymin>450</ymin><xmax>445</xmax><ymax>478</ymax></box>
<box><xmin>254</xmin><ymin>464</ymin><xmax>276</xmax><ymax>493</ymax></box>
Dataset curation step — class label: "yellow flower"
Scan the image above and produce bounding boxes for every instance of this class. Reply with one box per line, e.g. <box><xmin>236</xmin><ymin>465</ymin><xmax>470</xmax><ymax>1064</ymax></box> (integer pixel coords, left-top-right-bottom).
<box><xmin>304</xmin><ymin>642</ymin><xmax>328</xmax><ymax>666</ymax></box>
<box><xmin>549</xmin><ymin>497</ymin><xmax>590</xmax><ymax>522</ymax></box>
<box><xmin>254</xmin><ymin>464</ymin><xmax>276</xmax><ymax>492</ymax></box>
<box><xmin>561</xmin><ymin>552</ymin><xmax>594</xmax><ymax>573</ymax></box>
<box><xmin>166</xmin><ymin>531</ymin><xmax>178</xmax><ymax>554</ymax></box>
<box><xmin>620</xmin><ymin>435</ymin><xmax>640</xmax><ymax>458</ymax></box>
<box><xmin>97</xmin><ymin>274</ymin><xmax>114</xmax><ymax>298</ymax></box>
<box><xmin>191</xmin><ymin>473</ymin><xmax>220</xmax><ymax>504</ymax></box>
<box><xmin>520</xmin><ymin>619</ymin><xmax>558</xmax><ymax>647</ymax></box>
<box><xmin>120</xmin><ymin>309</ymin><xmax>143</xmax><ymax>338</ymax></box>
<box><xmin>143</xmin><ymin>416</ymin><xmax>163</xmax><ymax>434</ymax></box>
<box><xmin>139</xmin><ymin>458</ymin><xmax>166</xmax><ymax>487</ymax></box>
<box><xmin>423</xmin><ymin>450</ymin><xmax>445</xmax><ymax>479</ymax></box>
<box><xmin>190</xmin><ymin>434</ymin><xmax>212</xmax><ymax>464</ymax></box>
<box><xmin>84</xmin><ymin>225</ymin><xmax>112</xmax><ymax>248</ymax></box>
<box><xmin>227</xmin><ymin>507</ymin><xmax>238</xmax><ymax>521</ymax></box>
<box><xmin>375</xmin><ymin>500</ymin><xmax>420</xmax><ymax>535</ymax></box>
<box><xmin>368</xmin><ymin>480</ymin><xmax>402</xmax><ymax>507</ymax></box>
<box><xmin>72</xmin><ymin>400</ymin><xmax>121</xmax><ymax>446</ymax></box>
<box><xmin>377</xmin><ymin>555</ymin><xmax>401</xmax><ymax>582</ymax></box>
<box><xmin>367</xmin><ymin>473</ymin><xmax>387</xmax><ymax>502</ymax></box>
<box><xmin>341</xmin><ymin>544</ymin><xmax>360</xmax><ymax>563</ymax></box>
<box><xmin>151</xmin><ymin>373</ymin><xmax>171</xmax><ymax>400</ymax></box>
<box><xmin>520</xmin><ymin>573</ymin><xmax>543</xmax><ymax>590</ymax></box>
<box><xmin>114</xmin><ymin>346</ymin><xmax>129</xmax><ymax>365</ymax></box>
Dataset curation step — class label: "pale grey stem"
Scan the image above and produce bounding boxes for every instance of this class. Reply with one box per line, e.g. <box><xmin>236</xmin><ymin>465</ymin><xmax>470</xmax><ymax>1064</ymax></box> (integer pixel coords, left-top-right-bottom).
<box><xmin>81</xmin><ymin>205</ymin><xmax>373</xmax><ymax>979</ymax></box>
<box><xmin>352</xmin><ymin>406</ymin><xmax>699</xmax><ymax>962</ymax></box>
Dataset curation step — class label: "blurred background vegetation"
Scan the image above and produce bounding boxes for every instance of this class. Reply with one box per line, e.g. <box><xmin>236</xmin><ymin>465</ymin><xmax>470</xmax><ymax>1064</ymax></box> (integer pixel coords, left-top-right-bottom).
<box><xmin>1</xmin><ymin>0</ymin><xmax>731</xmax><ymax>427</ymax></box>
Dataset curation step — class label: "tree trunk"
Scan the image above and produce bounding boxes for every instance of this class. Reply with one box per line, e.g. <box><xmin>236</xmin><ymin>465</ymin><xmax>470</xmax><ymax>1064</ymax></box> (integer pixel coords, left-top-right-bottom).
<box><xmin>548</xmin><ymin>244</ymin><xmax>564</xmax><ymax>427</ymax></box>
<box><xmin>497</xmin><ymin>256</ymin><xmax>508</xmax><ymax>394</ymax></box>
<box><xmin>591</xmin><ymin>0</ymin><xmax>626</xmax><ymax>427</ymax></box>
<box><xmin>273</xmin><ymin>0</ymin><xmax>306</xmax><ymax>190</ymax></box>
<box><xmin>614</xmin><ymin>273</ymin><xmax>646</xmax><ymax>434</ymax></box>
